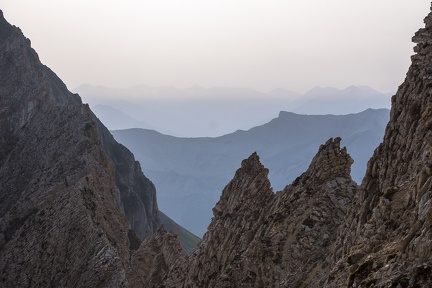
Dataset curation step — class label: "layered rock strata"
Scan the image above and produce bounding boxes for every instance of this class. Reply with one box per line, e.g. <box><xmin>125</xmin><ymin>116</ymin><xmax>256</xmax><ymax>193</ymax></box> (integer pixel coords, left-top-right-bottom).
<box><xmin>128</xmin><ymin>227</ymin><xmax>185</xmax><ymax>288</ymax></box>
<box><xmin>0</xmin><ymin>10</ymin><xmax>161</xmax><ymax>286</ymax></box>
<box><xmin>324</xmin><ymin>6</ymin><xmax>432</xmax><ymax>287</ymax></box>
<box><xmin>134</xmin><ymin>138</ymin><xmax>357</xmax><ymax>287</ymax></box>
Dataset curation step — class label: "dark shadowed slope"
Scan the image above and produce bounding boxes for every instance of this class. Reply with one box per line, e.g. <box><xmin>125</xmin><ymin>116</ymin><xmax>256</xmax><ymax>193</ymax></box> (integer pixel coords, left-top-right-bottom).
<box><xmin>0</xmin><ymin>10</ymin><xmax>197</xmax><ymax>287</ymax></box>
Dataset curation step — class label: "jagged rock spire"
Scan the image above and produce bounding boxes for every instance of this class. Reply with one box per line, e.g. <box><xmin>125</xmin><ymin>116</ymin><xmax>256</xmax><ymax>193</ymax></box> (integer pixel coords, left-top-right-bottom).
<box><xmin>212</xmin><ymin>152</ymin><xmax>273</xmax><ymax>217</ymax></box>
<box><xmin>420</xmin><ymin>4</ymin><xmax>432</xmax><ymax>29</ymax></box>
<box><xmin>293</xmin><ymin>137</ymin><xmax>354</xmax><ymax>186</ymax></box>
<box><xmin>138</xmin><ymin>140</ymin><xmax>357</xmax><ymax>287</ymax></box>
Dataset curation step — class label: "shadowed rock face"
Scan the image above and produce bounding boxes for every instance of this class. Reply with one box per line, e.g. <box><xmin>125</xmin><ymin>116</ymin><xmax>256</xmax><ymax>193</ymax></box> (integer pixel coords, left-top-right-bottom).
<box><xmin>325</xmin><ymin>6</ymin><xmax>432</xmax><ymax>287</ymax></box>
<box><xmin>128</xmin><ymin>227</ymin><xmax>185</xmax><ymax>288</ymax></box>
<box><xmin>0</xmin><ymin>10</ymin><xmax>160</xmax><ymax>286</ymax></box>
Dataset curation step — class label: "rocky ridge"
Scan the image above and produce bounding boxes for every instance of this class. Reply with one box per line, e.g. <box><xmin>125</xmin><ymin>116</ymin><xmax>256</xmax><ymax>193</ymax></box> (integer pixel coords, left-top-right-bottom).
<box><xmin>0</xmin><ymin>9</ymin><xmax>191</xmax><ymax>286</ymax></box>
<box><xmin>134</xmin><ymin>138</ymin><xmax>357</xmax><ymax>287</ymax></box>
<box><xmin>323</xmin><ymin>6</ymin><xmax>432</xmax><ymax>287</ymax></box>
<box><xmin>112</xmin><ymin>107</ymin><xmax>388</xmax><ymax>237</ymax></box>
<box><xmin>127</xmin><ymin>4</ymin><xmax>432</xmax><ymax>288</ymax></box>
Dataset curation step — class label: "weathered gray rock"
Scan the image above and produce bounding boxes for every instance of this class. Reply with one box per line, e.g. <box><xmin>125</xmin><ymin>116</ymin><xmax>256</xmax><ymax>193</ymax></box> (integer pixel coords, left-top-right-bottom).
<box><xmin>133</xmin><ymin>138</ymin><xmax>357</xmax><ymax>287</ymax></box>
<box><xmin>0</xmin><ymin>9</ymin><xmax>161</xmax><ymax>286</ymax></box>
<box><xmin>324</xmin><ymin>6</ymin><xmax>432</xmax><ymax>287</ymax></box>
<box><xmin>128</xmin><ymin>227</ymin><xmax>185</xmax><ymax>288</ymax></box>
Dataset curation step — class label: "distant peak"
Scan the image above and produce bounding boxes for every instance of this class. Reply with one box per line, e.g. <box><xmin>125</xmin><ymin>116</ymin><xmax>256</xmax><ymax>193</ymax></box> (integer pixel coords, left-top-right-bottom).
<box><xmin>278</xmin><ymin>111</ymin><xmax>298</xmax><ymax>117</ymax></box>
<box><xmin>303</xmin><ymin>86</ymin><xmax>341</xmax><ymax>98</ymax></box>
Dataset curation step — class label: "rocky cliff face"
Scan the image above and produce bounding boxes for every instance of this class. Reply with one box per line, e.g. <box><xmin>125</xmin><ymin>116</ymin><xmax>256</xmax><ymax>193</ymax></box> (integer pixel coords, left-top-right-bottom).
<box><xmin>323</xmin><ymin>6</ymin><xmax>432</xmax><ymax>287</ymax></box>
<box><xmin>0</xmin><ymin>10</ymin><xmax>161</xmax><ymax>286</ymax></box>
<box><xmin>128</xmin><ymin>227</ymin><xmax>185</xmax><ymax>288</ymax></box>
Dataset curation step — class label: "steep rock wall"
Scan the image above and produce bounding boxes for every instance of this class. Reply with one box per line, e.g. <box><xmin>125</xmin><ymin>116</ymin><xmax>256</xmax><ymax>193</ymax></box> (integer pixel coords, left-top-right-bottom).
<box><xmin>0</xmin><ymin>10</ymin><xmax>160</xmax><ymax>286</ymax></box>
<box><xmin>325</xmin><ymin>6</ymin><xmax>432</xmax><ymax>287</ymax></box>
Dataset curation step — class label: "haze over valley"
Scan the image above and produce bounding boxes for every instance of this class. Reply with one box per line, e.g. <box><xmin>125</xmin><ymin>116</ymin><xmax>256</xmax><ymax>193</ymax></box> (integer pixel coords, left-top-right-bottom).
<box><xmin>76</xmin><ymin>84</ymin><xmax>391</xmax><ymax>137</ymax></box>
<box><xmin>111</xmin><ymin>109</ymin><xmax>389</xmax><ymax>236</ymax></box>
<box><xmin>75</xmin><ymin>84</ymin><xmax>392</xmax><ymax>236</ymax></box>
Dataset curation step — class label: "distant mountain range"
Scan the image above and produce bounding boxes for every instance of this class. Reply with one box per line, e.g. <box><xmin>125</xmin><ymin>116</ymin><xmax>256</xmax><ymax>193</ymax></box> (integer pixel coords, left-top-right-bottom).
<box><xmin>75</xmin><ymin>84</ymin><xmax>392</xmax><ymax>137</ymax></box>
<box><xmin>112</xmin><ymin>108</ymin><xmax>389</xmax><ymax>236</ymax></box>
<box><xmin>291</xmin><ymin>85</ymin><xmax>391</xmax><ymax>114</ymax></box>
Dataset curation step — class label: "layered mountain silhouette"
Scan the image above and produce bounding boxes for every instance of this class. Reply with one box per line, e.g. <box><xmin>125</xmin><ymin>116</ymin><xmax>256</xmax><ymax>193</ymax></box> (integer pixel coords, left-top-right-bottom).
<box><xmin>92</xmin><ymin>104</ymin><xmax>155</xmax><ymax>131</ymax></box>
<box><xmin>75</xmin><ymin>84</ymin><xmax>391</xmax><ymax>137</ymax></box>
<box><xmin>112</xmin><ymin>108</ymin><xmax>389</xmax><ymax>236</ymax></box>
<box><xmin>2</xmin><ymin>3</ymin><xmax>432</xmax><ymax>287</ymax></box>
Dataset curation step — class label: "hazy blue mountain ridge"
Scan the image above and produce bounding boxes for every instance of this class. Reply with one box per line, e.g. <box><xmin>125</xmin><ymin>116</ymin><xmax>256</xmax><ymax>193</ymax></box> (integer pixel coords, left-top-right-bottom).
<box><xmin>75</xmin><ymin>84</ymin><xmax>391</xmax><ymax>137</ymax></box>
<box><xmin>112</xmin><ymin>108</ymin><xmax>389</xmax><ymax>236</ymax></box>
<box><xmin>291</xmin><ymin>85</ymin><xmax>392</xmax><ymax>115</ymax></box>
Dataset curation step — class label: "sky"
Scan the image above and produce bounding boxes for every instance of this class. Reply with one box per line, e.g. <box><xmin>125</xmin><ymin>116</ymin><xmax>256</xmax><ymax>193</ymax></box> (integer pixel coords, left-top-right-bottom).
<box><xmin>2</xmin><ymin>1</ymin><xmax>431</xmax><ymax>93</ymax></box>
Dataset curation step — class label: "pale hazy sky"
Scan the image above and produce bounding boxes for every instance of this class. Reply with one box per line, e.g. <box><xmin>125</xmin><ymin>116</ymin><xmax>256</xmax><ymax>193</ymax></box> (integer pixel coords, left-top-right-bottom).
<box><xmin>2</xmin><ymin>1</ymin><xmax>431</xmax><ymax>93</ymax></box>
